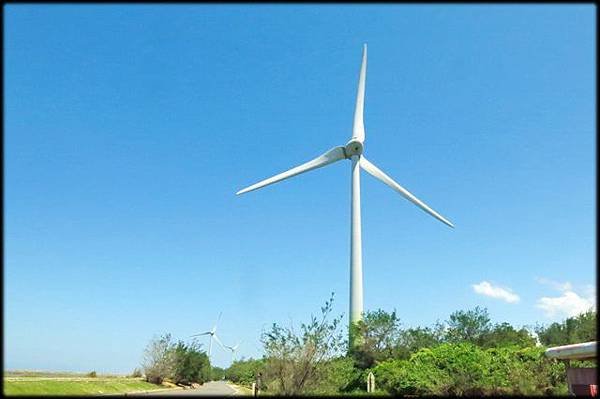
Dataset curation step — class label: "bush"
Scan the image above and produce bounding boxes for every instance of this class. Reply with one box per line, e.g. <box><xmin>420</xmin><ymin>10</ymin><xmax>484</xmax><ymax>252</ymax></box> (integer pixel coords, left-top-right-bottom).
<box><xmin>375</xmin><ymin>350</ymin><xmax>453</xmax><ymax>395</ymax></box>
<box><xmin>87</xmin><ymin>371</ymin><xmax>97</xmax><ymax>378</ymax></box>
<box><xmin>142</xmin><ymin>333</ymin><xmax>176</xmax><ymax>384</ymax></box>
<box><xmin>130</xmin><ymin>368</ymin><xmax>143</xmax><ymax>378</ymax></box>
<box><xmin>307</xmin><ymin>357</ymin><xmax>358</xmax><ymax>394</ymax></box>
<box><xmin>226</xmin><ymin>358</ymin><xmax>265</xmax><ymax>386</ymax></box>
<box><xmin>374</xmin><ymin>343</ymin><xmax>568</xmax><ymax>396</ymax></box>
<box><xmin>141</xmin><ymin>333</ymin><xmax>212</xmax><ymax>386</ymax></box>
<box><xmin>261</xmin><ymin>293</ymin><xmax>345</xmax><ymax>395</ymax></box>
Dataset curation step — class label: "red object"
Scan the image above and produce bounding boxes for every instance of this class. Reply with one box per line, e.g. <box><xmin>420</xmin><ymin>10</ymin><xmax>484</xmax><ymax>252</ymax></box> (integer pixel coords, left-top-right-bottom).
<box><xmin>590</xmin><ymin>384</ymin><xmax>597</xmax><ymax>397</ymax></box>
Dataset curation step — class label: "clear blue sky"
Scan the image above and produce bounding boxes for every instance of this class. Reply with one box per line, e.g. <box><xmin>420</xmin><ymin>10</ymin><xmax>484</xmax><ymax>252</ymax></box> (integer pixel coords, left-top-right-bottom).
<box><xmin>4</xmin><ymin>5</ymin><xmax>595</xmax><ymax>373</ymax></box>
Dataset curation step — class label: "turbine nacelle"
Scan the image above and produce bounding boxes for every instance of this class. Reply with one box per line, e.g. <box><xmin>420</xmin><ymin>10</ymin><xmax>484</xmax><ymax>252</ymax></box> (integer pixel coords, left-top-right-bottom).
<box><xmin>190</xmin><ymin>312</ymin><xmax>224</xmax><ymax>357</ymax></box>
<box><xmin>344</xmin><ymin>140</ymin><xmax>364</xmax><ymax>158</ymax></box>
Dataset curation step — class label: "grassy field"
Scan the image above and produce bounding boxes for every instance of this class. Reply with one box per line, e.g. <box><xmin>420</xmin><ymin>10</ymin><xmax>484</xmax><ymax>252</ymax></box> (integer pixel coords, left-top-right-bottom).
<box><xmin>4</xmin><ymin>370</ymin><xmax>125</xmax><ymax>378</ymax></box>
<box><xmin>3</xmin><ymin>377</ymin><xmax>168</xmax><ymax>396</ymax></box>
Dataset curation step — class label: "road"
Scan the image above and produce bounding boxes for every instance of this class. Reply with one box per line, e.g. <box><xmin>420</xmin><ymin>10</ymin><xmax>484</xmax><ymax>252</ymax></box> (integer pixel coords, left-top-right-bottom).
<box><xmin>130</xmin><ymin>381</ymin><xmax>239</xmax><ymax>396</ymax></box>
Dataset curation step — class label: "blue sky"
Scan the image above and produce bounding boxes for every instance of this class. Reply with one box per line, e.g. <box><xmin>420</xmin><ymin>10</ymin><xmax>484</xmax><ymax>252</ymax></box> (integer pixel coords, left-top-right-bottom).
<box><xmin>4</xmin><ymin>5</ymin><xmax>595</xmax><ymax>373</ymax></box>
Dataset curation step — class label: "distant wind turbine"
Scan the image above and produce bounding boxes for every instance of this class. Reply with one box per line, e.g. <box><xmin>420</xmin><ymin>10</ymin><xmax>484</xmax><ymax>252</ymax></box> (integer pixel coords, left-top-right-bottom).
<box><xmin>236</xmin><ymin>44</ymin><xmax>454</xmax><ymax>349</ymax></box>
<box><xmin>190</xmin><ymin>312</ymin><xmax>225</xmax><ymax>357</ymax></box>
<box><xmin>224</xmin><ymin>341</ymin><xmax>242</xmax><ymax>363</ymax></box>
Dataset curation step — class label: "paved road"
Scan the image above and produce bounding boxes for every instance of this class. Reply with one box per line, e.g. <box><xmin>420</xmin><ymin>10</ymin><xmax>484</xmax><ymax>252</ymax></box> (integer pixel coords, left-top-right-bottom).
<box><xmin>131</xmin><ymin>381</ymin><xmax>238</xmax><ymax>396</ymax></box>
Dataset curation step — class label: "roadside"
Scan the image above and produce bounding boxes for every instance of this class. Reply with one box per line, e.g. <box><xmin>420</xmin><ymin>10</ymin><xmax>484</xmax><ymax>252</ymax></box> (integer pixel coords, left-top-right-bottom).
<box><xmin>3</xmin><ymin>377</ymin><xmax>170</xmax><ymax>396</ymax></box>
<box><xmin>225</xmin><ymin>382</ymin><xmax>253</xmax><ymax>396</ymax></box>
<box><xmin>103</xmin><ymin>387</ymin><xmax>183</xmax><ymax>397</ymax></box>
<box><xmin>3</xmin><ymin>376</ymin><xmax>248</xmax><ymax>397</ymax></box>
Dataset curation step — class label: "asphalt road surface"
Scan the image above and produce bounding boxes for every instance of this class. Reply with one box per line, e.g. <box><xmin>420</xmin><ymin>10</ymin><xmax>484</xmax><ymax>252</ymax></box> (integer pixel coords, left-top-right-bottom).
<box><xmin>131</xmin><ymin>381</ymin><xmax>239</xmax><ymax>396</ymax></box>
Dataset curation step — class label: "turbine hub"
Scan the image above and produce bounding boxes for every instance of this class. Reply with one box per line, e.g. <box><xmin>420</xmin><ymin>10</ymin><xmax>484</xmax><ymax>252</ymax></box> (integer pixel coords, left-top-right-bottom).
<box><xmin>345</xmin><ymin>140</ymin><xmax>364</xmax><ymax>157</ymax></box>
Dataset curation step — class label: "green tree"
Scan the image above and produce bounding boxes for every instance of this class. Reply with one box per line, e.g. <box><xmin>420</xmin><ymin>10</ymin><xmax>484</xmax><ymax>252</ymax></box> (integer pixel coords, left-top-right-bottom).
<box><xmin>397</xmin><ymin>325</ymin><xmax>444</xmax><ymax>358</ymax></box>
<box><xmin>210</xmin><ymin>366</ymin><xmax>226</xmax><ymax>381</ymax></box>
<box><xmin>480</xmin><ymin>322</ymin><xmax>536</xmax><ymax>349</ymax></box>
<box><xmin>170</xmin><ymin>340</ymin><xmax>211</xmax><ymax>385</ymax></box>
<box><xmin>444</xmin><ymin>306</ymin><xmax>492</xmax><ymax>345</ymax></box>
<box><xmin>226</xmin><ymin>358</ymin><xmax>265</xmax><ymax>386</ymax></box>
<box><xmin>536</xmin><ymin>309</ymin><xmax>596</xmax><ymax>346</ymax></box>
<box><xmin>350</xmin><ymin>309</ymin><xmax>402</xmax><ymax>368</ymax></box>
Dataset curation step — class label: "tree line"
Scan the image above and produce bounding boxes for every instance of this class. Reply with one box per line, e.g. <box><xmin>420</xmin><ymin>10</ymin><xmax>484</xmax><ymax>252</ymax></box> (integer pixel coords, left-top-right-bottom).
<box><xmin>224</xmin><ymin>293</ymin><xmax>596</xmax><ymax>395</ymax></box>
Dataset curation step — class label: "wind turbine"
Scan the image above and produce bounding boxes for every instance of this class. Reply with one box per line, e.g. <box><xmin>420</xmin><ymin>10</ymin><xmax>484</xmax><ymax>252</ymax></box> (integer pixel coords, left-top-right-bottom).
<box><xmin>236</xmin><ymin>44</ymin><xmax>454</xmax><ymax>349</ymax></box>
<box><xmin>190</xmin><ymin>312</ymin><xmax>225</xmax><ymax>357</ymax></box>
<box><xmin>224</xmin><ymin>341</ymin><xmax>242</xmax><ymax>364</ymax></box>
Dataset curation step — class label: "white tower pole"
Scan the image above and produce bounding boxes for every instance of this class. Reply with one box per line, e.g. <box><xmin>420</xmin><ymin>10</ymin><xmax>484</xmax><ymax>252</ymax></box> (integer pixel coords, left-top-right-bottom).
<box><xmin>349</xmin><ymin>154</ymin><xmax>364</xmax><ymax>348</ymax></box>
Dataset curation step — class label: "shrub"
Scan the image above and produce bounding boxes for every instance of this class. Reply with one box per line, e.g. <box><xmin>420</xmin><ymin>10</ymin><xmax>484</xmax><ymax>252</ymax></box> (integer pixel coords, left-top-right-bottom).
<box><xmin>142</xmin><ymin>333</ymin><xmax>176</xmax><ymax>384</ymax></box>
<box><xmin>374</xmin><ymin>343</ymin><xmax>568</xmax><ymax>396</ymax></box>
<box><xmin>226</xmin><ymin>358</ymin><xmax>265</xmax><ymax>386</ymax></box>
<box><xmin>170</xmin><ymin>340</ymin><xmax>211</xmax><ymax>385</ymax></box>
<box><xmin>87</xmin><ymin>371</ymin><xmax>97</xmax><ymax>378</ymax></box>
<box><xmin>261</xmin><ymin>293</ymin><xmax>345</xmax><ymax>395</ymax></box>
<box><xmin>130</xmin><ymin>368</ymin><xmax>143</xmax><ymax>378</ymax></box>
<box><xmin>307</xmin><ymin>357</ymin><xmax>358</xmax><ymax>394</ymax></box>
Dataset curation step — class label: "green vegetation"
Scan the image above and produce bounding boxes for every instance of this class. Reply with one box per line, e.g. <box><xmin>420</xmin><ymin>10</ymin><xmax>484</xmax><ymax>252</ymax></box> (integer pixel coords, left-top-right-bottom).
<box><xmin>374</xmin><ymin>344</ymin><xmax>567</xmax><ymax>395</ymax></box>
<box><xmin>535</xmin><ymin>309</ymin><xmax>596</xmax><ymax>346</ymax></box>
<box><xmin>141</xmin><ymin>333</ymin><xmax>211</xmax><ymax>386</ymax></box>
<box><xmin>171</xmin><ymin>340</ymin><xmax>211</xmax><ymax>385</ymax></box>
<box><xmin>210</xmin><ymin>366</ymin><xmax>226</xmax><ymax>381</ymax></box>
<box><xmin>261</xmin><ymin>292</ymin><xmax>347</xmax><ymax>395</ymax></box>
<box><xmin>224</xmin><ymin>296</ymin><xmax>595</xmax><ymax>396</ymax></box>
<box><xmin>3</xmin><ymin>377</ymin><xmax>164</xmax><ymax>396</ymax></box>
<box><xmin>4</xmin><ymin>371</ymin><xmax>122</xmax><ymax>378</ymax></box>
<box><xmin>4</xmin><ymin>332</ymin><xmax>212</xmax><ymax>396</ymax></box>
<box><xmin>226</xmin><ymin>358</ymin><xmax>265</xmax><ymax>386</ymax></box>
<box><xmin>7</xmin><ymin>302</ymin><xmax>595</xmax><ymax>396</ymax></box>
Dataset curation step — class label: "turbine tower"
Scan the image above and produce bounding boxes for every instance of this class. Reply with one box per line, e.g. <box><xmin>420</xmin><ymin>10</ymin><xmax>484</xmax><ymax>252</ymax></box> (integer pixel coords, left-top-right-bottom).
<box><xmin>236</xmin><ymin>44</ymin><xmax>453</xmax><ymax>349</ymax></box>
<box><xmin>190</xmin><ymin>312</ymin><xmax>225</xmax><ymax>357</ymax></box>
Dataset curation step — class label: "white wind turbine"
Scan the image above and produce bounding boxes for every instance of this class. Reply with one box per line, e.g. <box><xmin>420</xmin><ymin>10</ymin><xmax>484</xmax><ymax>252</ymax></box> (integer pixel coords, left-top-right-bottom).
<box><xmin>190</xmin><ymin>312</ymin><xmax>226</xmax><ymax>357</ymax></box>
<box><xmin>224</xmin><ymin>341</ymin><xmax>242</xmax><ymax>363</ymax></box>
<box><xmin>236</xmin><ymin>44</ymin><xmax>454</xmax><ymax>348</ymax></box>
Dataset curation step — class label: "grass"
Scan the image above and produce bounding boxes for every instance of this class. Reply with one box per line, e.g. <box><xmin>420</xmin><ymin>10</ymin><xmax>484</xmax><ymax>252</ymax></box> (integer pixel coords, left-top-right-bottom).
<box><xmin>3</xmin><ymin>377</ymin><xmax>168</xmax><ymax>396</ymax></box>
<box><xmin>227</xmin><ymin>382</ymin><xmax>254</xmax><ymax>395</ymax></box>
<box><xmin>4</xmin><ymin>370</ymin><xmax>125</xmax><ymax>378</ymax></box>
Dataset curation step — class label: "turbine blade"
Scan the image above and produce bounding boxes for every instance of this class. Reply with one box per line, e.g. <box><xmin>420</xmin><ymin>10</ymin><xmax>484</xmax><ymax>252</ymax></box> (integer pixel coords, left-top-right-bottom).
<box><xmin>190</xmin><ymin>332</ymin><xmax>211</xmax><ymax>337</ymax></box>
<box><xmin>212</xmin><ymin>312</ymin><xmax>222</xmax><ymax>333</ymax></box>
<box><xmin>351</xmin><ymin>44</ymin><xmax>367</xmax><ymax>143</ymax></box>
<box><xmin>213</xmin><ymin>334</ymin><xmax>226</xmax><ymax>349</ymax></box>
<box><xmin>360</xmin><ymin>157</ymin><xmax>454</xmax><ymax>228</ymax></box>
<box><xmin>236</xmin><ymin>146</ymin><xmax>346</xmax><ymax>195</ymax></box>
